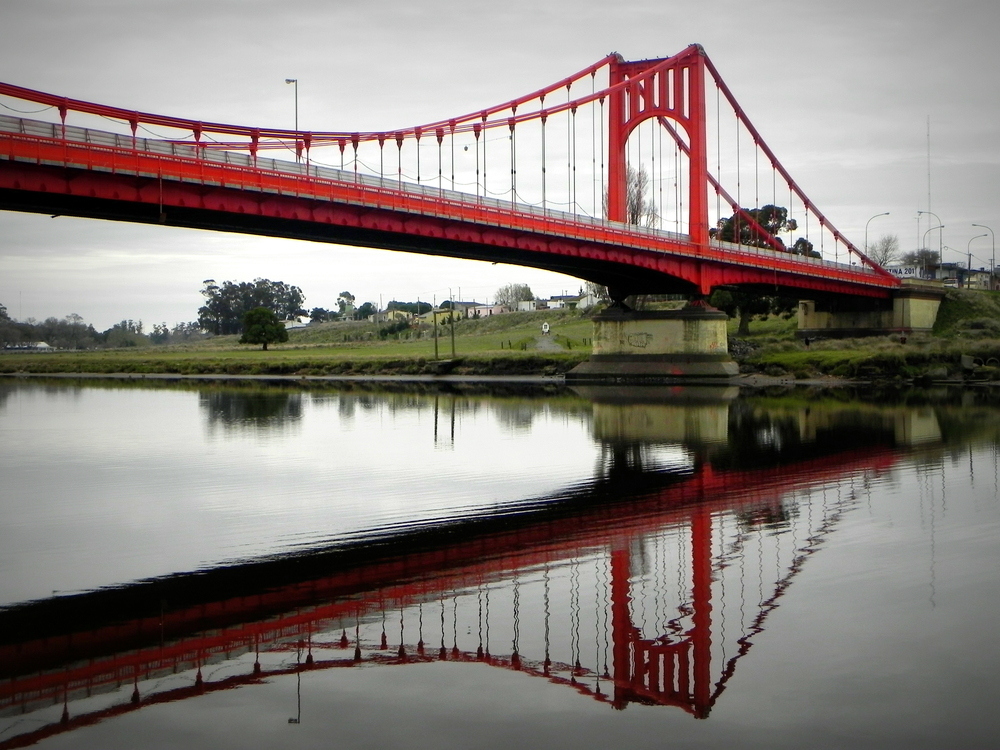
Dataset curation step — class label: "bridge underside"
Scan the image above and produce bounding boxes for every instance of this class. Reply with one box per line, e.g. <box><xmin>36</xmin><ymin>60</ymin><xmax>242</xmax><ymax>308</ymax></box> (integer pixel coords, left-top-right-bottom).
<box><xmin>0</xmin><ymin>163</ymin><xmax>894</xmax><ymax>303</ymax></box>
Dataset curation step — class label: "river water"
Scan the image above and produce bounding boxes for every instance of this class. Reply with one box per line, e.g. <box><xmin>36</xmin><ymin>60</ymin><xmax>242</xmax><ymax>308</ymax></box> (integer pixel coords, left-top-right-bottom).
<box><xmin>2</xmin><ymin>378</ymin><xmax>999</xmax><ymax>749</ymax></box>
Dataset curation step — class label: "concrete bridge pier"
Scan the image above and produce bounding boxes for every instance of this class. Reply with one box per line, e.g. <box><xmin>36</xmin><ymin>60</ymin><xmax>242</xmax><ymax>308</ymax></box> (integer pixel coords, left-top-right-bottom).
<box><xmin>567</xmin><ymin>301</ymin><xmax>740</xmax><ymax>382</ymax></box>
<box><xmin>797</xmin><ymin>280</ymin><xmax>944</xmax><ymax>339</ymax></box>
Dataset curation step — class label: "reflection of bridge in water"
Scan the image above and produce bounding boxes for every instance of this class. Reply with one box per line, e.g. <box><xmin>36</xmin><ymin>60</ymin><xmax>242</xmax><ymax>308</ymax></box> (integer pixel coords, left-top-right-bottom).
<box><xmin>0</xmin><ymin>389</ymin><xmax>940</xmax><ymax>747</ymax></box>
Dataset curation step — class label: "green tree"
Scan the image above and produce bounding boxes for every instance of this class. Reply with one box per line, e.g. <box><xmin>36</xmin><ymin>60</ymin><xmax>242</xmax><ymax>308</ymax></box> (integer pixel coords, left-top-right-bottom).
<box><xmin>149</xmin><ymin>323</ymin><xmax>170</xmax><ymax>344</ymax></box>
<box><xmin>387</xmin><ymin>300</ymin><xmax>431</xmax><ymax>315</ymax></box>
<box><xmin>707</xmin><ymin>205</ymin><xmax>811</xmax><ymax>334</ymax></box>
<box><xmin>712</xmin><ymin>204</ymin><xmax>793</xmax><ymax>247</ymax></box>
<box><xmin>239</xmin><ymin>307</ymin><xmax>288</xmax><ymax>350</ymax></box>
<box><xmin>356</xmin><ymin>301</ymin><xmax>376</xmax><ymax>319</ymax></box>
<box><xmin>709</xmin><ymin>289</ymin><xmax>798</xmax><ymax>337</ymax></box>
<box><xmin>198</xmin><ymin>278</ymin><xmax>305</xmax><ymax>335</ymax></box>
<box><xmin>337</xmin><ymin>291</ymin><xmax>356</xmax><ymax>317</ymax></box>
<box><xmin>310</xmin><ymin>307</ymin><xmax>338</xmax><ymax>322</ymax></box>
<box><xmin>901</xmin><ymin>248</ymin><xmax>940</xmax><ymax>269</ymax></box>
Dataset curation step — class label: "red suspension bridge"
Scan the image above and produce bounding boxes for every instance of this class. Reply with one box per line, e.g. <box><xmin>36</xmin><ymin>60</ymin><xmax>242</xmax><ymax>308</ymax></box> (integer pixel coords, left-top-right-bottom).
<box><xmin>0</xmin><ymin>45</ymin><xmax>898</xmax><ymax>301</ymax></box>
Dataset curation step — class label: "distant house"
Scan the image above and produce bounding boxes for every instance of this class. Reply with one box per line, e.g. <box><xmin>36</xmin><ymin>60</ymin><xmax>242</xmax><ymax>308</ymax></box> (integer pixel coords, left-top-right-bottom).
<box><xmin>547</xmin><ymin>295</ymin><xmax>583</xmax><ymax>310</ymax></box>
<box><xmin>964</xmin><ymin>270</ymin><xmax>993</xmax><ymax>290</ymax></box>
<box><xmin>422</xmin><ymin>308</ymin><xmax>461</xmax><ymax>325</ymax></box>
<box><xmin>468</xmin><ymin>304</ymin><xmax>510</xmax><ymax>318</ymax></box>
<box><xmin>375</xmin><ymin>309</ymin><xmax>412</xmax><ymax>324</ymax></box>
<box><xmin>449</xmin><ymin>301</ymin><xmax>479</xmax><ymax>317</ymax></box>
<box><xmin>4</xmin><ymin>341</ymin><xmax>52</xmax><ymax>350</ymax></box>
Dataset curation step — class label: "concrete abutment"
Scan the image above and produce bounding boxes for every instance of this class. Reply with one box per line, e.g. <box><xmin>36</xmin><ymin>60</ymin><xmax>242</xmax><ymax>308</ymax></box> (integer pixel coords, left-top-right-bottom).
<box><xmin>797</xmin><ymin>280</ymin><xmax>943</xmax><ymax>339</ymax></box>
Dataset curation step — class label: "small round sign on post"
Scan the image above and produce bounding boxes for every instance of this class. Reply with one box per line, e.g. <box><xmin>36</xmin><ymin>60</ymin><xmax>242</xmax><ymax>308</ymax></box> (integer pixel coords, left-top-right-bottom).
<box><xmin>541</xmin><ymin>322</ymin><xmax>550</xmax><ymax>335</ymax></box>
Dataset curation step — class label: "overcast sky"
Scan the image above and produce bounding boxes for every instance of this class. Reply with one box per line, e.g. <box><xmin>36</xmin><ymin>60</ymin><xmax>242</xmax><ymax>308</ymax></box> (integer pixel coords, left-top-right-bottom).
<box><xmin>1</xmin><ymin>0</ymin><xmax>997</xmax><ymax>329</ymax></box>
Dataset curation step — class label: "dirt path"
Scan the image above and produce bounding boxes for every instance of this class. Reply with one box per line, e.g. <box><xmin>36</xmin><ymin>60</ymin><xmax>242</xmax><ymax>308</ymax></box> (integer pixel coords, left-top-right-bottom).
<box><xmin>533</xmin><ymin>335</ymin><xmax>563</xmax><ymax>352</ymax></box>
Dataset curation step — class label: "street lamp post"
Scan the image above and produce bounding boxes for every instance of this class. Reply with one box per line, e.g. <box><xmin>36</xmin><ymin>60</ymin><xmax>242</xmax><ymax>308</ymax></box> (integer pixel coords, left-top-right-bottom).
<box><xmin>968</xmin><ymin>234</ymin><xmax>988</xmax><ymax>287</ymax></box>
<box><xmin>918</xmin><ymin>210</ymin><xmax>943</xmax><ymax>255</ymax></box>
<box><xmin>921</xmin><ymin>225</ymin><xmax>943</xmax><ymax>278</ymax></box>
<box><xmin>285</xmin><ymin>78</ymin><xmax>299</xmax><ymax>162</ymax></box>
<box><xmin>972</xmin><ymin>223</ymin><xmax>996</xmax><ymax>288</ymax></box>
<box><xmin>865</xmin><ymin>211</ymin><xmax>890</xmax><ymax>256</ymax></box>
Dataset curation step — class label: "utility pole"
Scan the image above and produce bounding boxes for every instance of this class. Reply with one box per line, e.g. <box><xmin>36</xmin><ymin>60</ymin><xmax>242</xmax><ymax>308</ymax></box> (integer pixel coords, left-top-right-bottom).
<box><xmin>449</xmin><ymin>287</ymin><xmax>456</xmax><ymax>358</ymax></box>
<box><xmin>433</xmin><ymin>295</ymin><xmax>439</xmax><ymax>360</ymax></box>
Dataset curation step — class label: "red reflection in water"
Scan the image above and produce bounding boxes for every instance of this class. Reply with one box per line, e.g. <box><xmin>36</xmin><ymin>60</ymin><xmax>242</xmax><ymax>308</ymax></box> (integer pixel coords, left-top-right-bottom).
<box><xmin>0</xmin><ymin>447</ymin><xmax>896</xmax><ymax>748</ymax></box>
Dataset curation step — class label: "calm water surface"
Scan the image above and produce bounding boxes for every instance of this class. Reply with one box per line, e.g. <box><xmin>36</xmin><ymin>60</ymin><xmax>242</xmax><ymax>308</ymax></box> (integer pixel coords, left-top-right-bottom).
<box><xmin>2</xmin><ymin>379</ymin><xmax>1000</xmax><ymax>749</ymax></box>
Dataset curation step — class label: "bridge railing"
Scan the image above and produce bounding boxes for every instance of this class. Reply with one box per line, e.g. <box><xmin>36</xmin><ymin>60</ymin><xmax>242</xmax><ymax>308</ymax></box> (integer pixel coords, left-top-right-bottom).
<box><xmin>0</xmin><ymin>114</ymin><xmax>893</xmax><ymax>288</ymax></box>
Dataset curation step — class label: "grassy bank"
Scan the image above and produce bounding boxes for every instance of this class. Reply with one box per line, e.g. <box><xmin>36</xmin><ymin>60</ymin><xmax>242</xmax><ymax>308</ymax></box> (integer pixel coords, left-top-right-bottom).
<box><xmin>736</xmin><ymin>289</ymin><xmax>1000</xmax><ymax>381</ymax></box>
<box><xmin>7</xmin><ymin>290</ymin><xmax>1000</xmax><ymax>382</ymax></box>
<box><xmin>0</xmin><ymin>309</ymin><xmax>591</xmax><ymax>376</ymax></box>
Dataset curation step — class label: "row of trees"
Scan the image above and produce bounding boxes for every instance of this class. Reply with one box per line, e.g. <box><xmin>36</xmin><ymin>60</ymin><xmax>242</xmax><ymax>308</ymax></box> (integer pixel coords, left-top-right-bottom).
<box><xmin>0</xmin><ymin>307</ymin><xmax>205</xmax><ymax>349</ymax></box>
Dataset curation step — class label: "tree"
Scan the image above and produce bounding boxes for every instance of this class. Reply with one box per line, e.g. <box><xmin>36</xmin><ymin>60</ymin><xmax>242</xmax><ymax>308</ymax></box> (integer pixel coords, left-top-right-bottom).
<box><xmin>901</xmin><ymin>248</ymin><xmax>940</xmax><ymax>268</ymax></box>
<box><xmin>387</xmin><ymin>300</ymin><xmax>431</xmax><ymax>316</ymax></box>
<box><xmin>337</xmin><ymin>291</ymin><xmax>356</xmax><ymax>317</ymax></box>
<box><xmin>709</xmin><ymin>289</ymin><xmax>798</xmax><ymax>336</ymax></box>
<box><xmin>198</xmin><ymin>278</ymin><xmax>306</xmax><ymax>335</ymax></box>
<box><xmin>103</xmin><ymin>320</ymin><xmax>147</xmax><ymax>348</ymax></box>
<box><xmin>604</xmin><ymin>164</ymin><xmax>659</xmax><ymax>227</ymax></box>
<box><xmin>867</xmin><ymin>234</ymin><xmax>900</xmax><ymax>267</ymax></box>
<box><xmin>239</xmin><ymin>307</ymin><xmax>288</xmax><ymax>350</ymax></box>
<box><xmin>494</xmin><ymin>283</ymin><xmax>534</xmax><ymax>308</ymax></box>
<box><xmin>706</xmin><ymin>205</ymin><xmax>813</xmax><ymax>334</ymax></box>
<box><xmin>711</xmin><ymin>204</ymin><xmax>808</xmax><ymax>250</ymax></box>
<box><xmin>149</xmin><ymin>323</ymin><xmax>170</xmax><ymax>344</ymax></box>
<box><xmin>0</xmin><ymin>302</ymin><xmax>9</xmax><ymax>320</ymax></box>
<box><xmin>789</xmin><ymin>237</ymin><xmax>818</xmax><ymax>258</ymax></box>
<box><xmin>310</xmin><ymin>307</ymin><xmax>339</xmax><ymax>323</ymax></box>
<box><xmin>583</xmin><ymin>282</ymin><xmax>611</xmax><ymax>305</ymax></box>
<box><xmin>593</xmin><ymin>166</ymin><xmax>660</xmax><ymax>306</ymax></box>
<box><xmin>356</xmin><ymin>301</ymin><xmax>376</xmax><ymax>319</ymax></box>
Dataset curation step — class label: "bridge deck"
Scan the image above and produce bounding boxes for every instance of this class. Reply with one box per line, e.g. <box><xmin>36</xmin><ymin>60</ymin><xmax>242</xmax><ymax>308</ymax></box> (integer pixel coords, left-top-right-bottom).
<box><xmin>0</xmin><ymin>115</ymin><xmax>899</xmax><ymax>298</ymax></box>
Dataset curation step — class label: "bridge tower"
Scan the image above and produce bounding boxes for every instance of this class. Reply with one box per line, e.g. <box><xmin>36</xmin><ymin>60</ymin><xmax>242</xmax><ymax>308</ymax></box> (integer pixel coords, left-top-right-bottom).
<box><xmin>606</xmin><ymin>46</ymin><xmax>710</xmax><ymax>251</ymax></box>
<box><xmin>571</xmin><ymin>46</ymin><xmax>738</xmax><ymax>381</ymax></box>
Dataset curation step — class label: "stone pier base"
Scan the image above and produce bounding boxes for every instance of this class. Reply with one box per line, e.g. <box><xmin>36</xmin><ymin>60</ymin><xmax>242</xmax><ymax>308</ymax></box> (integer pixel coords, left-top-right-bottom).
<box><xmin>797</xmin><ymin>280</ymin><xmax>944</xmax><ymax>338</ymax></box>
<box><xmin>567</xmin><ymin>304</ymin><xmax>739</xmax><ymax>382</ymax></box>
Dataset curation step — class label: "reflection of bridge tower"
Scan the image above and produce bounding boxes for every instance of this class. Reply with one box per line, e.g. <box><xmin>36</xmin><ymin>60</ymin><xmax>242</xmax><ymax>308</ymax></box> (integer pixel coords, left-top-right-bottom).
<box><xmin>611</xmin><ymin>506</ymin><xmax>713</xmax><ymax>716</ymax></box>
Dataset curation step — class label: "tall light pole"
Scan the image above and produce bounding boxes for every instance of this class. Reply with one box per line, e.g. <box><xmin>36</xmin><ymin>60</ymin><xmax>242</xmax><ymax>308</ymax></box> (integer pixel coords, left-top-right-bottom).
<box><xmin>865</xmin><ymin>211</ymin><xmax>890</xmax><ymax>255</ymax></box>
<box><xmin>972</xmin><ymin>223</ymin><xmax>996</xmax><ymax>288</ymax></box>
<box><xmin>921</xmin><ymin>225</ymin><xmax>943</xmax><ymax>278</ymax></box>
<box><xmin>968</xmin><ymin>233</ymin><xmax>988</xmax><ymax>283</ymax></box>
<box><xmin>917</xmin><ymin>210</ymin><xmax>943</xmax><ymax>254</ymax></box>
<box><xmin>285</xmin><ymin>78</ymin><xmax>299</xmax><ymax>162</ymax></box>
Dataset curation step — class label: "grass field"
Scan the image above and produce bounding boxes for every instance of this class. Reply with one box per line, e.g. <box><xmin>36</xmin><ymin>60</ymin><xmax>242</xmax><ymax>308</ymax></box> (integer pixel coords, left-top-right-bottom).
<box><xmin>6</xmin><ymin>291</ymin><xmax>1000</xmax><ymax>381</ymax></box>
<box><xmin>0</xmin><ymin>309</ymin><xmax>592</xmax><ymax>376</ymax></box>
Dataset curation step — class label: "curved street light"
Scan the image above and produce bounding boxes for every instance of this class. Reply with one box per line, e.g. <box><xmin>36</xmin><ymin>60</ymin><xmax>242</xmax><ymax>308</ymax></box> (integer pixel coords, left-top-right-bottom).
<box><xmin>918</xmin><ymin>209</ymin><xmax>944</xmax><ymax>257</ymax></box>
<box><xmin>968</xmin><ymin>234</ymin><xmax>989</xmax><ymax>286</ymax></box>
<box><xmin>920</xmin><ymin>225</ymin><xmax>943</xmax><ymax>278</ymax></box>
<box><xmin>972</xmin><ymin>223</ymin><xmax>996</xmax><ymax>286</ymax></box>
<box><xmin>865</xmin><ymin>211</ymin><xmax>890</xmax><ymax>256</ymax></box>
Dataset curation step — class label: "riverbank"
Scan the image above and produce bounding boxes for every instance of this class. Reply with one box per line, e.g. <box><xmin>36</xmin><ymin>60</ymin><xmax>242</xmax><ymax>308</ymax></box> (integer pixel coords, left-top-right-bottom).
<box><xmin>4</xmin><ymin>289</ymin><xmax>1000</xmax><ymax>383</ymax></box>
